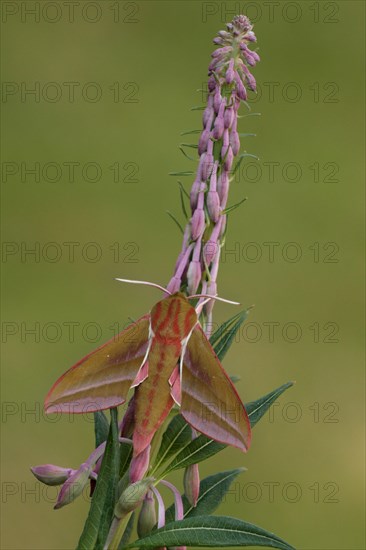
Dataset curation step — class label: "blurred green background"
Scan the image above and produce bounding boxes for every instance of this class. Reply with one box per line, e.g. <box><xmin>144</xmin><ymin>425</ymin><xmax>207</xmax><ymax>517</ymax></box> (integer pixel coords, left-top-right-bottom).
<box><xmin>1</xmin><ymin>1</ymin><xmax>364</xmax><ymax>549</ymax></box>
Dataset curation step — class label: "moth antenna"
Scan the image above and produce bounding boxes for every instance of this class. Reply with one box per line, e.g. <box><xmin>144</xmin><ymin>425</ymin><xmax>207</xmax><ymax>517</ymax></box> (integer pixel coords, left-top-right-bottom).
<box><xmin>188</xmin><ymin>293</ymin><xmax>240</xmax><ymax>306</ymax></box>
<box><xmin>115</xmin><ymin>278</ymin><xmax>172</xmax><ymax>295</ymax></box>
<box><xmin>195</xmin><ymin>297</ymin><xmax>212</xmax><ymax>316</ymax></box>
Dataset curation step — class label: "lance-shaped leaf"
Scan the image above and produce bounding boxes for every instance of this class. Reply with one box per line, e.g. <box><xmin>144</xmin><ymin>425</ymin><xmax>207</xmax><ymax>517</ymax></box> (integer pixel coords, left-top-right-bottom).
<box><xmin>246</xmin><ymin>381</ymin><xmax>295</xmax><ymax>428</ymax></box>
<box><xmin>210</xmin><ymin>309</ymin><xmax>251</xmax><ymax>361</ymax></box>
<box><xmin>169</xmin><ymin>171</ymin><xmax>195</xmax><ymax>176</ymax></box>
<box><xmin>127</xmin><ymin>515</ymin><xmax>295</xmax><ymax>550</ymax></box>
<box><xmin>161</xmin><ymin>382</ymin><xmax>294</xmax><ymax>474</ymax></box>
<box><xmin>165</xmin><ymin>468</ymin><xmax>245</xmax><ymax>522</ymax></box>
<box><xmin>94</xmin><ymin>411</ymin><xmax>109</xmax><ymax>447</ymax></box>
<box><xmin>77</xmin><ymin>409</ymin><xmax>120</xmax><ymax>550</ymax></box>
<box><xmin>151</xmin><ymin>414</ymin><xmax>192</xmax><ymax>474</ymax></box>
<box><xmin>162</xmin><ymin>435</ymin><xmax>226</xmax><ymax>474</ymax></box>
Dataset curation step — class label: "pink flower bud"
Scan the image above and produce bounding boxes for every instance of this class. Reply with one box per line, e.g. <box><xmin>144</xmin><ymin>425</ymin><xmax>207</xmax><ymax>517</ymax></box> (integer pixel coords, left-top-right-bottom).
<box><xmin>213</xmin><ymin>116</ymin><xmax>224</xmax><ymax>140</ymax></box>
<box><xmin>211</xmin><ymin>46</ymin><xmax>232</xmax><ymax>58</ymax></box>
<box><xmin>241</xmin><ymin>46</ymin><xmax>256</xmax><ymax>67</ymax></box>
<box><xmin>184</xmin><ymin>464</ymin><xmax>200</xmax><ymax>507</ymax></box>
<box><xmin>203</xmin><ymin>100</ymin><xmax>214</xmax><ymax>126</ymax></box>
<box><xmin>213</xmin><ymin>88</ymin><xmax>222</xmax><ymax>113</ymax></box>
<box><xmin>230</xmin><ymin>130</ymin><xmax>240</xmax><ymax>156</ymax></box>
<box><xmin>207</xmin><ymin>191</ymin><xmax>220</xmax><ymax>223</ymax></box>
<box><xmin>224</xmin><ymin>106</ymin><xmax>234</xmax><ymax>129</ymax></box>
<box><xmin>187</xmin><ymin>260</ymin><xmax>202</xmax><ymax>295</ymax></box>
<box><xmin>207</xmin><ymin>76</ymin><xmax>216</xmax><ymax>92</ymax></box>
<box><xmin>213</xmin><ymin>100</ymin><xmax>226</xmax><ymax>140</ymax></box>
<box><xmin>166</xmin><ymin>276</ymin><xmax>181</xmax><ymax>295</ymax></box>
<box><xmin>191</xmin><ymin>208</ymin><xmax>205</xmax><ymax>240</ymax></box>
<box><xmin>190</xmin><ymin>177</ymin><xmax>202</xmax><ymax>212</ymax></box>
<box><xmin>137</xmin><ymin>490</ymin><xmax>157</xmax><ymax>537</ymax></box>
<box><xmin>130</xmin><ymin>445</ymin><xmax>151</xmax><ymax>483</ymax></box>
<box><xmin>239</xmin><ymin>63</ymin><xmax>257</xmax><ymax>91</ymax></box>
<box><xmin>54</xmin><ymin>463</ymin><xmax>92</xmax><ymax>509</ymax></box>
<box><xmin>221</xmin><ymin>129</ymin><xmax>229</xmax><ymax>158</ymax></box>
<box><xmin>31</xmin><ymin>464</ymin><xmax>73</xmax><ymax>486</ymax></box>
<box><xmin>201</xmin><ymin>153</ymin><xmax>214</xmax><ymax>181</ymax></box>
<box><xmin>224</xmin><ymin>146</ymin><xmax>234</xmax><ymax>172</ymax></box>
<box><xmin>198</xmin><ymin>128</ymin><xmax>211</xmax><ymax>155</ymax></box>
<box><xmin>245</xmin><ymin>31</ymin><xmax>256</xmax><ymax>42</ymax></box>
<box><xmin>208</xmin><ymin>58</ymin><xmax>220</xmax><ymax>72</ymax></box>
<box><xmin>234</xmin><ymin>72</ymin><xmax>247</xmax><ymax>100</ymax></box>
<box><xmin>218</xmin><ymin>171</ymin><xmax>230</xmax><ymax>207</ymax></box>
<box><xmin>225</xmin><ymin>58</ymin><xmax>235</xmax><ymax>84</ymax></box>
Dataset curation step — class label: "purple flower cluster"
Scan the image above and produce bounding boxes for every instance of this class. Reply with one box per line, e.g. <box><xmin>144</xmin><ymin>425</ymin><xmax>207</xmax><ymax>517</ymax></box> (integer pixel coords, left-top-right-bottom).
<box><xmin>167</xmin><ymin>15</ymin><xmax>259</xmax><ymax>333</ymax></box>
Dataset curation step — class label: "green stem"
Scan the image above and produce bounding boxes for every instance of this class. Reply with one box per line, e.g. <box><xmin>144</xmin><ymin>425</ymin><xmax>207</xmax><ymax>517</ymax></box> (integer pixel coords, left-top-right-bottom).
<box><xmin>105</xmin><ymin>512</ymin><xmax>132</xmax><ymax>550</ymax></box>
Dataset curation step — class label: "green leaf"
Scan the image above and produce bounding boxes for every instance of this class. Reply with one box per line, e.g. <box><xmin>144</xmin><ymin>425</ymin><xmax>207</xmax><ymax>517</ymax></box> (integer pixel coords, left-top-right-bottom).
<box><xmin>178</xmin><ymin>182</ymin><xmax>189</xmax><ymax>219</ymax></box>
<box><xmin>151</xmin><ymin>414</ymin><xmax>192</xmax><ymax>474</ymax></box>
<box><xmin>190</xmin><ymin>105</ymin><xmax>205</xmax><ymax>111</ymax></box>
<box><xmin>181</xmin><ymin>143</ymin><xmax>199</xmax><ymax>149</ymax></box>
<box><xmin>166</xmin><ymin>468</ymin><xmax>245</xmax><ymax>522</ymax></box>
<box><xmin>127</xmin><ymin>515</ymin><xmax>295</xmax><ymax>549</ymax></box>
<box><xmin>77</xmin><ymin>409</ymin><xmax>120</xmax><ymax>550</ymax></box>
<box><xmin>166</xmin><ymin>211</ymin><xmax>184</xmax><ymax>234</ymax></box>
<box><xmin>169</xmin><ymin>171</ymin><xmax>194</xmax><ymax>177</ymax></box>
<box><xmin>241</xmin><ymin>112</ymin><xmax>262</xmax><ymax>117</ymax></box>
<box><xmin>119</xmin><ymin>441</ymin><xmax>132</xmax><ymax>478</ymax></box>
<box><xmin>161</xmin><ymin>383</ymin><xmax>294</xmax><ymax>475</ymax></box>
<box><xmin>222</xmin><ymin>197</ymin><xmax>248</xmax><ymax>215</ymax></box>
<box><xmin>210</xmin><ymin>309</ymin><xmax>251</xmax><ymax>361</ymax></box>
<box><xmin>181</xmin><ymin>129</ymin><xmax>201</xmax><ymax>135</ymax></box>
<box><xmin>179</xmin><ymin>146</ymin><xmax>196</xmax><ymax>161</ymax></box>
<box><xmin>94</xmin><ymin>411</ymin><xmax>109</xmax><ymax>447</ymax></box>
<box><xmin>161</xmin><ymin>435</ymin><xmax>226</xmax><ymax>475</ymax></box>
<box><xmin>246</xmin><ymin>381</ymin><xmax>295</xmax><ymax>428</ymax></box>
<box><xmin>233</xmin><ymin>153</ymin><xmax>259</xmax><ymax>175</ymax></box>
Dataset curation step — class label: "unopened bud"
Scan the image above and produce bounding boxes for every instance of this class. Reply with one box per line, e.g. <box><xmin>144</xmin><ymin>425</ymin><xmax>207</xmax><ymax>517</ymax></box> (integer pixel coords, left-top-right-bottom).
<box><xmin>31</xmin><ymin>464</ymin><xmax>73</xmax><ymax>486</ymax></box>
<box><xmin>191</xmin><ymin>208</ymin><xmax>205</xmax><ymax>240</ymax></box>
<box><xmin>224</xmin><ymin>146</ymin><xmax>234</xmax><ymax>172</ymax></box>
<box><xmin>207</xmin><ymin>191</ymin><xmax>220</xmax><ymax>223</ymax></box>
<box><xmin>221</xmin><ymin>128</ymin><xmax>229</xmax><ymax>159</ymax></box>
<box><xmin>211</xmin><ymin>46</ymin><xmax>232</xmax><ymax>58</ymax></box>
<box><xmin>213</xmin><ymin>88</ymin><xmax>222</xmax><ymax>113</ymax></box>
<box><xmin>137</xmin><ymin>490</ymin><xmax>157</xmax><ymax>537</ymax></box>
<box><xmin>187</xmin><ymin>260</ymin><xmax>202</xmax><ymax>295</ymax></box>
<box><xmin>184</xmin><ymin>464</ymin><xmax>200</xmax><ymax>507</ymax></box>
<box><xmin>224</xmin><ymin>106</ymin><xmax>234</xmax><ymax>129</ymax></box>
<box><xmin>225</xmin><ymin>58</ymin><xmax>235</xmax><ymax>84</ymax></box>
<box><xmin>230</xmin><ymin>130</ymin><xmax>240</xmax><ymax>156</ymax></box>
<box><xmin>166</xmin><ymin>276</ymin><xmax>181</xmax><ymax>295</ymax></box>
<box><xmin>54</xmin><ymin>463</ymin><xmax>92</xmax><ymax>509</ymax></box>
<box><xmin>234</xmin><ymin>73</ymin><xmax>247</xmax><ymax>101</ymax></box>
<box><xmin>198</xmin><ymin>128</ymin><xmax>211</xmax><ymax>155</ymax></box>
<box><xmin>217</xmin><ymin>171</ymin><xmax>229</xmax><ymax>205</ymax></box>
<box><xmin>115</xmin><ymin>478</ymin><xmax>154</xmax><ymax>518</ymax></box>
<box><xmin>201</xmin><ymin>153</ymin><xmax>214</xmax><ymax>181</ymax></box>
